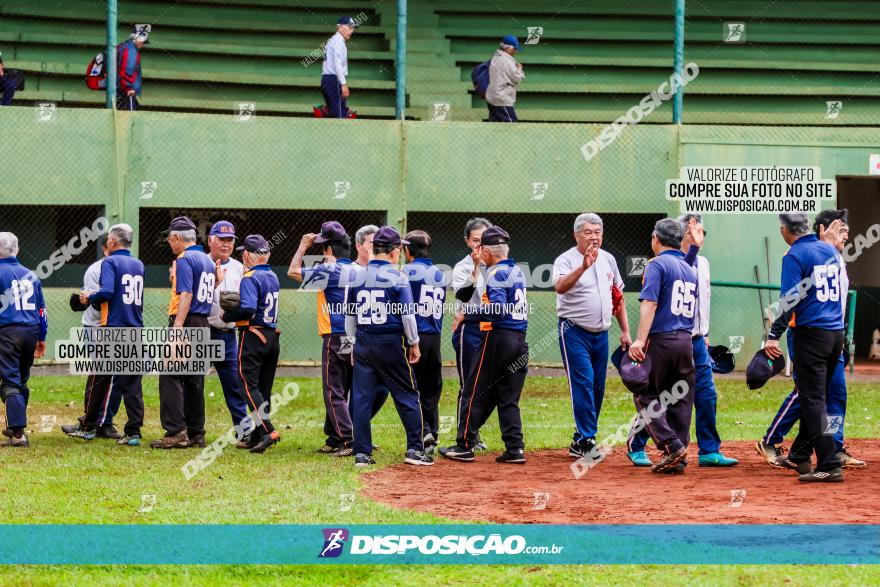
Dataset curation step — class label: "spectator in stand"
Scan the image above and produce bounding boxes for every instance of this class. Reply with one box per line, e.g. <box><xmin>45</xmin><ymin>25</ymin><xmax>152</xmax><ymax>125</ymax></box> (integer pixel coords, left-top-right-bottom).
<box><xmin>321</xmin><ymin>17</ymin><xmax>358</xmax><ymax>118</ymax></box>
<box><xmin>117</xmin><ymin>25</ymin><xmax>149</xmax><ymax>111</ymax></box>
<box><xmin>485</xmin><ymin>35</ymin><xmax>524</xmax><ymax>123</ymax></box>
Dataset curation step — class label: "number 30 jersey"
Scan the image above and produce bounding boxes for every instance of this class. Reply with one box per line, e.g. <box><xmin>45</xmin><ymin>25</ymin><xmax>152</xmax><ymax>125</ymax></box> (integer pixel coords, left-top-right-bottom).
<box><xmin>639</xmin><ymin>249</ymin><xmax>698</xmax><ymax>335</ymax></box>
<box><xmin>89</xmin><ymin>249</ymin><xmax>144</xmax><ymax>327</ymax></box>
<box><xmin>169</xmin><ymin>244</ymin><xmax>216</xmax><ymax>317</ymax></box>
<box><xmin>238</xmin><ymin>264</ymin><xmax>280</xmax><ymax>329</ymax></box>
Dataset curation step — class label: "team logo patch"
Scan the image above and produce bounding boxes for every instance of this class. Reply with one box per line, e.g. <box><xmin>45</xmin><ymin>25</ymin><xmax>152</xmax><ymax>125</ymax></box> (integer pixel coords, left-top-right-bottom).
<box><xmin>319</xmin><ymin>528</ymin><xmax>349</xmax><ymax>558</ymax></box>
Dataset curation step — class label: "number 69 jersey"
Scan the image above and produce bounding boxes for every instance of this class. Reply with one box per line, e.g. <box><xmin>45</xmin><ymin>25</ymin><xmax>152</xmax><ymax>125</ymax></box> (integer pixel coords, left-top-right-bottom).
<box><xmin>639</xmin><ymin>249</ymin><xmax>698</xmax><ymax>335</ymax></box>
<box><xmin>168</xmin><ymin>244</ymin><xmax>216</xmax><ymax>317</ymax></box>
<box><xmin>238</xmin><ymin>264</ymin><xmax>281</xmax><ymax>329</ymax></box>
<box><xmin>88</xmin><ymin>249</ymin><xmax>145</xmax><ymax>327</ymax></box>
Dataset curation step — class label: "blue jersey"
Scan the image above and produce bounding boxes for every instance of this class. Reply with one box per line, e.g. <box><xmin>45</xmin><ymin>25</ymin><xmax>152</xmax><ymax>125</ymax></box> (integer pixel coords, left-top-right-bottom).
<box><xmin>780</xmin><ymin>234</ymin><xmax>844</xmax><ymax>330</ymax></box>
<box><xmin>0</xmin><ymin>257</ymin><xmax>47</xmax><ymax>339</ymax></box>
<box><xmin>89</xmin><ymin>250</ymin><xmax>144</xmax><ymax>327</ymax></box>
<box><xmin>169</xmin><ymin>245</ymin><xmax>215</xmax><ymax>317</ymax></box>
<box><xmin>302</xmin><ymin>258</ymin><xmax>354</xmax><ymax>336</ymax></box>
<box><xmin>239</xmin><ymin>265</ymin><xmax>280</xmax><ymax>329</ymax></box>
<box><xmin>639</xmin><ymin>249</ymin><xmax>698</xmax><ymax>335</ymax></box>
<box><xmin>402</xmin><ymin>258</ymin><xmax>447</xmax><ymax>334</ymax></box>
<box><xmin>346</xmin><ymin>260</ymin><xmax>414</xmax><ymax>335</ymax></box>
<box><xmin>476</xmin><ymin>259</ymin><xmax>528</xmax><ymax>333</ymax></box>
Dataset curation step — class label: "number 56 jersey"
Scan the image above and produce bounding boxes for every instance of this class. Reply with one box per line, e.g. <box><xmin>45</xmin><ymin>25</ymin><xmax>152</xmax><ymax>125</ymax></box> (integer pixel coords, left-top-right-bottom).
<box><xmin>639</xmin><ymin>249</ymin><xmax>698</xmax><ymax>335</ymax></box>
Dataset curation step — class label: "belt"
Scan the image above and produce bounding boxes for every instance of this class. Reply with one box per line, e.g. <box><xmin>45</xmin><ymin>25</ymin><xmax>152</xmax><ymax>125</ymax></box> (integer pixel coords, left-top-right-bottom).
<box><xmin>211</xmin><ymin>327</ymin><xmax>234</xmax><ymax>335</ymax></box>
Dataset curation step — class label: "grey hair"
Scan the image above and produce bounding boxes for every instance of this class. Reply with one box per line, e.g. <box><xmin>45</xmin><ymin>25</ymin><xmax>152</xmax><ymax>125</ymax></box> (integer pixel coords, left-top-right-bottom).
<box><xmin>500</xmin><ymin>43</ymin><xmax>515</xmax><ymax>51</ymax></box>
<box><xmin>653</xmin><ymin>218</ymin><xmax>685</xmax><ymax>249</ymax></box>
<box><xmin>483</xmin><ymin>243</ymin><xmax>509</xmax><ymax>258</ymax></box>
<box><xmin>0</xmin><ymin>232</ymin><xmax>19</xmax><ymax>258</ymax></box>
<box><xmin>355</xmin><ymin>224</ymin><xmax>379</xmax><ymax>245</ymax></box>
<box><xmin>779</xmin><ymin>213</ymin><xmax>810</xmax><ymax>236</ymax></box>
<box><xmin>677</xmin><ymin>213</ymin><xmax>703</xmax><ymax>226</ymax></box>
<box><xmin>170</xmin><ymin>229</ymin><xmax>197</xmax><ymax>243</ymax></box>
<box><xmin>464</xmin><ymin>217</ymin><xmax>493</xmax><ymax>239</ymax></box>
<box><xmin>574</xmin><ymin>213</ymin><xmax>603</xmax><ymax>233</ymax></box>
<box><xmin>109</xmin><ymin>223</ymin><xmax>134</xmax><ymax>248</ymax></box>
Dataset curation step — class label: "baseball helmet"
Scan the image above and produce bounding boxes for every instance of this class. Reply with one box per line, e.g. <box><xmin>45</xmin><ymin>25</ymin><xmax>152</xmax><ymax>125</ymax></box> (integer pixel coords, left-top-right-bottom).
<box><xmin>745</xmin><ymin>349</ymin><xmax>786</xmax><ymax>390</ymax></box>
<box><xmin>708</xmin><ymin>345</ymin><xmax>735</xmax><ymax>374</ymax></box>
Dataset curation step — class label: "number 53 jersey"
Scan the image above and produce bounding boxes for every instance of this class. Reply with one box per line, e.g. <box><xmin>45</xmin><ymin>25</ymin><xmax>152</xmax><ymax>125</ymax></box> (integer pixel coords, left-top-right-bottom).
<box><xmin>639</xmin><ymin>249</ymin><xmax>698</xmax><ymax>335</ymax></box>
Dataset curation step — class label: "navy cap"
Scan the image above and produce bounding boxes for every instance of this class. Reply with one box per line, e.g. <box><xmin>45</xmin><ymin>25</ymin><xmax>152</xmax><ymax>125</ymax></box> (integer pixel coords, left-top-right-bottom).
<box><xmin>708</xmin><ymin>345</ymin><xmax>735</xmax><ymax>374</ymax></box>
<box><xmin>480</xmin><ymin>226</ymin><xmax>510</xmax><ymax>246</ymax></box>
<box><xmin>373</xmin><ymin>226</ymin><xmax>408</xmax><ymax>247</ymax></box>
<box><xmin>236</xmin><ymin>234</ymin><xmax>270</xmax><ymax>253</ymax></box>
<box><xmin>163</xmin><ymin>215</ymin><xmax>196</xmax><ymax>235</ymax></box>
<box><xmin>314</xmin><ymin>220</ymin><xmax>348</xmax><ymax>244</ymax></box>
<box><xmin>610</xmin><ymin>345</ymin><xmax>652</xmax><ymax>394</ymax></box>
<box><xmin>501</xmin><ymin>35</ymin><xmax>521</xmax><ymax>50</ymax></box>
<box><xmin>209</xmin><ymin>220</ymin><xmax>237</xmax><ymax>239</ymax></box>
<box><xmin>746</xmin><ymin>349</ymin><xmax>786</xmax><ymax>390</ymax></box>
<box><xmin>337</xmin><ymin>16</ymin><xmax>358</xmax><ymax>28</ymax></box>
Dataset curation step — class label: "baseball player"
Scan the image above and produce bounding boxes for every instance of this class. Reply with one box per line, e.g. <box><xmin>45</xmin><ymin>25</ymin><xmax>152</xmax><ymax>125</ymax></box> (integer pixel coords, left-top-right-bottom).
<box><xmin>553</xmin><ymin>213</ymin><xmax>631</xmax><ymax>459</ymax></box>
<box><xmin>442</xmin><ymin>226</ymin><xmax>529</xmax><ymax>465</ymax></box>
<box><xmin>344</xmin><ymin>226</ymin><xmax>431</xmax><ymax>467</ymax></box>
<box><xmin>222</xmin><ymin>235</ymin><xmax>282</xmax><ymax>453</ymax></box>
<box><xmin>151</xmin><ymin>216</ymin><xmax>216</xmax><ymax>449</ymax></box>
<box><xmin>0</xmin><ymin>232</ymin><xmax>47</xmax><ymax>447</ymax></box>
<box><xmin>72</xmin><ymin>224</ymin><xmax>145</xmax><ymax>446</ymax></box>
<box><xmin>288</xmin><ymin>221</ymin><xmax>357</xmax><ymax>456</ymax></box>
<box><xmin>402</xmin><ymin>230</ymin><xmax>447</xmax><ymax>452</ymax></box>
<box><xmin>451</xmin><ymin>217</ymin><xmax>493</xmax><ymax>451</ymax></box>
<box><xmin>627</xmin><ymin>215</ymin><xmax>739</xmax><ymax>467</ymax></box>
<box><xmin>757</xmin><ymin>211</ymin><xmax>865</xmax><ymax>472</ymax></box>
<box><xmin>354</xmin><ymin>225</ymin><xmax>378</xmax><ymax>267</ymax></box>
<box><xmin>206</xmin><ymin>221</ymin><xmax>251</xmax><ymax>436</ymax></box>
<box><xmin>61</xmin><ymin>238</ymin><xmax>124</xmax><ymax>439</ymax></box>
<box><xmin>321</xmin><ymin>17</ymin><xmax>358</xmax><ymax>118</ymax></box>
<box><xmin>626</xmin><ymin>218</ymin><xmax>697</xmax><ymax>474</ymax></box>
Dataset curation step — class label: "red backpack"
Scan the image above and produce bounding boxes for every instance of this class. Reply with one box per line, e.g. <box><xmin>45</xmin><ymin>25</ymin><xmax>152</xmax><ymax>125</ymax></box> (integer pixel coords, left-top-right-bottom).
<box><xmin>85</xmin><ymin>50</ymin><xmax>107</xmax><ymax>90</ymax></box>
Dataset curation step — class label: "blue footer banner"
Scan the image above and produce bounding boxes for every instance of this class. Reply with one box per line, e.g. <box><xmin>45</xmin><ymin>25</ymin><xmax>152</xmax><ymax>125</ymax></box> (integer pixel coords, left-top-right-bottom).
<box><xmin>1</xmin><ymin>525</ymin><xmax>877</xmax><ymax>565</ymax></box>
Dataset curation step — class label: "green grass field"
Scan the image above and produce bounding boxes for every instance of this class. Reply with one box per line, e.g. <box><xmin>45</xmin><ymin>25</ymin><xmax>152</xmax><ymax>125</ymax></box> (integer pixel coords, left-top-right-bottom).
<box><xmin>1</xmin><ymin>374</ymin><xmax>877</xmax><ymax>586</ymax></box>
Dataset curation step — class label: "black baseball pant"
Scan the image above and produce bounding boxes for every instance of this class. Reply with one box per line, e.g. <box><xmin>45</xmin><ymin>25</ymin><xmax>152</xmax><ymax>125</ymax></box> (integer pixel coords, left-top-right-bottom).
<box><xmin>322</xmin><ymin>333</ymin><xmax>353</xmax><ymax>448</ymax></box>
<box><xmin>633</xmin><ymin>331</ymin><xmax>695</xmax><ymax>455</ymax></box>
<box><xmin>414</xmin><ymin>332</ymin><xmax>443</xmax><ymax>439</ymax></box>
<box><xmin>83</xmin><ymin>374</ymin><xmax>144</xmax><ymax>437</ymax></box>
<box><xmin>239</xmin><ymin>326</ymin><xmax>280</xmax><ymax>439</ymax></box>
<box><xmin>456</xmin><ymin>328</ymin><xmax>528</xmax><ymax>452</ymax></box>
<box><xmin>158</xmin><ymin>314</ymin><xmax>208</xmax><ymax>438</ymax></box>
<box><xmin>789</xmin><ymin>327</ymin><xmax>845</xmax><ymax>472</ymax></box>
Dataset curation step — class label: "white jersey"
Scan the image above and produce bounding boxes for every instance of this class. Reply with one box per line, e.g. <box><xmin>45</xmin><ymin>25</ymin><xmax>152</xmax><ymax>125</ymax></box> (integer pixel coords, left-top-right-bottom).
<box><xmin>82</xmin><ymin>258</ymin><xmax>104</xmax><ymax>328</ymax></box>
<box><xmin>452</xmin><ymin>254</ymin><xmax>486</xmax><ymax>321</ymax></box>
<box><xmin>322</xmin><ymin>32</ymin><xmax>348</xmax><ymax>84</ymax></box>
<box><xmin>691</xmin><ymin>255</ymin><xmax>711</xmax><ymax>338</ymax></box>
<box><xmin>208</xmin><ymin>257</ymin><xmax>244</xmax><ymax>329</ymax></box>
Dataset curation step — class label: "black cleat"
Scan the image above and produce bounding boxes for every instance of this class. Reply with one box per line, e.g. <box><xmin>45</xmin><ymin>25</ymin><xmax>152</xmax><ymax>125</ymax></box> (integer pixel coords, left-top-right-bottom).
<box><xmin>440</xmin><ymin>445</ymin><xmax>475</xmax><ymax>462</ymax></box>
<box><xmin>774</xmin><ymin>456</ymin><xmax>812</xmax><ymax>475</ymax></box>
<box><xmin>755</xmin><ymin>440</ymin><xmax>786</xmax><ymax>466</ymax></box>
<box><xmin>496</xmin><ymin>449</ymin><xmax>526</xmax><ymax>464</ymax></box>
<box><xmin>799</xmin><ymin>468</ymin><xmax>843</xmax><ymax>483</ymax></box>
<box><xmin>568</xmin><ymin>439</ymin><xmax>598</xmax><ymax>459</ymax></box>
<box><xmin>354</xmin><ymin>453</ymin><xmax>376</xmax><ymax>468</ymax></box>
<box><xmin>249</xmin><ymin>431</ymin><xmax>280</xmax><ymax>454</ymax></box>
<box><xmin>96</xmin><ymin>425</ymin><xmax>122</xmax><ymax>440</ymax></box>
<box><xmin>188</xmin><ymin>434</ymin><xmax>207</xmax><ymax>449</ymax></box>
<box><xmin>651</xmin><ymin>447</ymin><xmax>687</xmax><ymax>473</ymax></box>
<box><xmin>404</xmin><ymin>449</ymin><xmax>434</xmax><ymax>466</ymax></box>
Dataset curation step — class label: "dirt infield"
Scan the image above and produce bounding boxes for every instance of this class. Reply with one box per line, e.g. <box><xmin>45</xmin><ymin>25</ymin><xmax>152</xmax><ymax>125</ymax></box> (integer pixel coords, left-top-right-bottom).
<box><xmin>362</xmin><ymin>439</ymin><xmax>879</xmax><ymax>524</ymax></box>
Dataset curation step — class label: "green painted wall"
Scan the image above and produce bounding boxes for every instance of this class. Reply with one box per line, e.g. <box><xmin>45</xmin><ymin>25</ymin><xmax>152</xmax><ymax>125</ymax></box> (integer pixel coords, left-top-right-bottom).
<box><xmin>2</xmin><ymin>107</ymin><xmax>878</xmax><ymax>365</ymax></box>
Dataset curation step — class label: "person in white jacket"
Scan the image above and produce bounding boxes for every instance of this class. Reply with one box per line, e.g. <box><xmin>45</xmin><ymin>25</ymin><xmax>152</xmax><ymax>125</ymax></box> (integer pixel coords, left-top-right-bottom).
<box><xmin>321</xmin><ymin>16</ymin><xmax>358</xmax><ymax>118</ymax></box>
<box><xmin>485</xmin><ymin>35</ymin><xmax>524</xmax><ymax>122</ymax></box>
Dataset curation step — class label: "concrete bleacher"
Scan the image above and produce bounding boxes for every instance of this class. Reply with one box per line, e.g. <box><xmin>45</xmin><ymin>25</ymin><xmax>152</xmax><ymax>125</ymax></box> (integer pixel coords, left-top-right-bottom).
<box><xmin>2</xmin><ymin>0</ymin><xmax>879</xmax><ymax>123</ymax></box>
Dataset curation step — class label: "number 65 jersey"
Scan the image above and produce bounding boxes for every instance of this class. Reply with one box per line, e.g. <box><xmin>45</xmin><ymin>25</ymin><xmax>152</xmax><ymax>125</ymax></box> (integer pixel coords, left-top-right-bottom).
<box><xmin>639</xmin><ymin>249</ymin><xmax>698</xmax><ymax>335</ymax></box>
<box><xmin>89</xmin><ymin>249</ymin><xmax>145</xmax><ymax>327</ymax></box>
